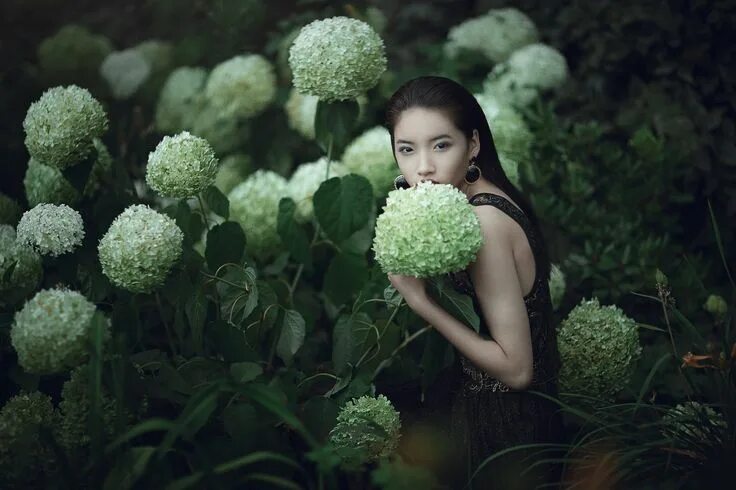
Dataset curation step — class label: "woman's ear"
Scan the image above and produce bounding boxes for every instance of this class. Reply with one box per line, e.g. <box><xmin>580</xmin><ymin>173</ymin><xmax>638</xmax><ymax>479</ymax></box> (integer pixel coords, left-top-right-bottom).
<box><xmin>471</xmin><ymin>129</ymin><xmax>480</xmax><ymax>157</ymax></box>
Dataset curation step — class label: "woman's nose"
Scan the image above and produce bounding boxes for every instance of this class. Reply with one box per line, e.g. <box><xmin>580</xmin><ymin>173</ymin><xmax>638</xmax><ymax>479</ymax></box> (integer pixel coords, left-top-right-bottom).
<box><xmin>416</xmin><ymin>152</ymin><xmax>434</xmax><ymax>175</ymax></box>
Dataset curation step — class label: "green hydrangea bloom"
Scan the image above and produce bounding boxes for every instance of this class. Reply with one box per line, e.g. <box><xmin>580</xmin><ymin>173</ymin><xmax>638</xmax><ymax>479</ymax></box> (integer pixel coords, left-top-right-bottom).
<box><xmin>190</xmin><ymin>101</ymin><xmax>250</xmax><ymax>156</ymax></box>
<box><xmin>483</xmin><ymin>43</ymin><xmax>569</xmax><ymax>107</ymax></box>
<box><xmin>557</xmin><ymin>297</ymin><xmax>642</xmax><ymax>400</ymax></box>
<box><xmin>285</xmin><ymin>87</ymin><xmax>319</xmax><ymax>139</ymax></box>
<box><xmin>548</xmin><ymin>263</ymin><xmax>566</xmax><ymax>310</ymax></box>
<box><xmin>16</xmin><ymin>203</ymin><xmax>85</xmax><ymax>257</ymax></box>
<box><xmin>444</xmin><ymin>8</ymin><xmax>539</xmax><ymax>64</ymax></box>
<box><xmin>288</xmin><ymin>157</ymin><xmax>346</xmax><ymax>223</ymax></box>
<box><xmin>23</xmin><ymin>85</ymin><xmax>109</xmax><ymax>170</ymax></box>
<box><xmin>37</xmin><ymin>24</ymin><xmax>113</xmax><ymax>92</ymax></box>
<box><xmin>475</xmin><ymin>92</ymin><xmax>533</xmax><ymax>165</ymax></box>
<box><xmin>289</xmin><ymin>16</ymin><xmax>387</xmax><ymax>101</ymax></box>
<box><xmin>204</xmin><ymin>54</ymin><xmax>277</xmax><ymax>119</ymax></box>
<box><xmin>146</xmin><ymin>131</ymin><xmax>219</xmax><ymax>198</ymax></box>
<box><xmin>0</xmin><ymin>392</ymin><xmax>60</xmax><ymax>488</ymax></box>
<box><xmin>0</xmin><ymin>192</ymin><xmax>22</xmax><ymax>225</ymax></box>
<box><xmin>133</xmin><ymin>39</ymin><xmax>175</xmax><ymax>103</ymax></box>
<box><xmin>0</xmin><ymin>225</ymin><xmax>43</xmax><ymax>305</ymax></box>
<box><xmin>229</xmin><ymin>170</ymin><xmax>289</xmax><ymax>259</ymax></box>
<box><xmin>10</xmin><ymin>288</ymin><xmax>109</xmax><ymax>374</ymax></box>
<box><xmin>660</xmin><ymin>401</ymin><xmax>727</xmax><ymax>445</ymax></box>
<box><xmin>703</xmin><ymin>294</ymin><xmax>727</xmax><ymax>322</ymax></box>
<box><xmin>329</xmin><ymin>394</ymin><xmax>401</xmax><ymax>467</ymax></box>
<box><xmin>155</xmin><ymin>67</ymin><xmax>208</xmax><ymax>133</ymax></box>
<box><xmin>342</xmin><ymin>126</ymin><xmax>396</xmax><ymax>199</ymax></box>
<box><xmin>372</xmin><ymin>182</ymin><xmax>483</xmax><ymax>277</ymax></box>
<box><xmin>215</xmin><ymin>153</ymin><xmax>252</xmax><ymax>195</ymax></box>
<box><xmin>98</xmin><ymin>204</ymin><xmax>184</xmax><ymax>293</ymax></box>
<box><xmin>100</xmin><ymin>48</ymin><xmax>151</xmax><ymax>99</ymax></box>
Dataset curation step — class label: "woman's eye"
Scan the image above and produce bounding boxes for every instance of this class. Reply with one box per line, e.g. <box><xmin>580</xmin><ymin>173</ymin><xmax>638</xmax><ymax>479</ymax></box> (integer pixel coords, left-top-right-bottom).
<box><xmin>398</xmin><ymin>147</ymin><xmax>412</xmax><ymax>154</ymax></box>
<box><xmin>435</xmin><ymin>142</ymin><xmax>450</xmax><ymax>150</ymax></box>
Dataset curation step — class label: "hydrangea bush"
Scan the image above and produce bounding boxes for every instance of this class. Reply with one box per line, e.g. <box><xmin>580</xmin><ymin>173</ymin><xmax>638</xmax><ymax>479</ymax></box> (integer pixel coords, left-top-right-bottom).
<box><xmin>99</xmin><ymin>48</ymin><xmax>151</xmax><ymax>99</ymax></box>
<box><xmin>372</xmin><ymin>182</ymin><xmax>483</xmax><ymax>277</ymax></box>
<box><xmin>16</xmin><ymin>203</ymin><xmax>85</xmax><ymax>257</ymax></box>
<box><xmin>155</xmin><ymin>66</ymin><xmax>208</xmax><ymax>133</ymax></box>
<box><xmin>146</xmin><ymin>131</ymin><xmax>219</xmax><ymax>198</ymax></box>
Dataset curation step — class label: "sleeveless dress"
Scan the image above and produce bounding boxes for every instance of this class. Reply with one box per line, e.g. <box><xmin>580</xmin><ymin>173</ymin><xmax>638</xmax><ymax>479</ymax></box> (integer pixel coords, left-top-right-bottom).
<box><xmin>387</xmin><ymin>192</ymin><xmax>564</xmax><ymax>489</ymax></box>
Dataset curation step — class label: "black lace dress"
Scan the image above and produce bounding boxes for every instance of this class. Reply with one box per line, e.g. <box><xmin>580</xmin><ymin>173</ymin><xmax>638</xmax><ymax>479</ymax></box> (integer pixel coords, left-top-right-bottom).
<box><xmin>388</xmin><ymin>193</ymin><xmax>564</xmax><ymax>489</ymax></box>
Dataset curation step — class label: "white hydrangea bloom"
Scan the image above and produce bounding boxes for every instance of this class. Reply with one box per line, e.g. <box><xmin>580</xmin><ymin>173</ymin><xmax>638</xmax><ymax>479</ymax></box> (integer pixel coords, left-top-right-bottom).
<box><xmin>204</xmin><ymin>54</ymin><xmax>277</xmax><ymax>120</ymax></box>
<box><xmin>342</xmin><ymin>126</ymin><xmax>396</xmax><ymax>199</ymax></box>
<box><xmin>99</xmin><ymin>48</ymin><xmax>151</xmax><ymax>99</ymax></box>
<box><xmin>98</xmin><ymin>204</ymin><xmax>183</xmax><ymax>293</ymax></box>
<box><xmin>285</xmin><ymin>87</ymin><xmax>319</xmax><ymax>139</ymax></box>
<box><xmin>483</xmin><ymin>43</ymin><xmax>569</xmax><ymax>107</ymax></box>
<box><xmin>146</xmin><ymin>131</ymin><xmax>219</xmax><ymax>198</ymax></box>
<box><xmin>549</xmin><ymin>263</ymin><xmax>566</xmax><ymax>310</ymax></box>
<box><xmin>475</xmin><ymin>92</ymin><xmax>533</xmax><ymax>165</ymax></box>
<box><xmin>228</xmin><ymin>170</ymin><xmax>289</xmax><ymax>259</ymax></box>
<box><xmin>16</xmin><ymin>204</ymin><xmax>84</xmax><ymax>257</ymax></box>
<box><xmin>189</xmin><ymin>101</ymin><xmax>250</xmax><ymax>156</ymax></box>
<box><xmin>289</xmin><ymin>16</ymin><xmax>387</xmax><ymax>101</ymax></box>
<box><xmin>444</xmin><ymin>8</ymin><xmax>539</xmax><ymax>64</ymax></box>
<box><xmin>155</xmin><ymin>67</ymin><xmax>208</xmax><ymax>133</ymax></box>
<box><xmin>288</xmin><ymin>157</ymin><xmax>347</xmax><ymax>223</ymax></box>
<box><xmin>10</xmin><ymin>288</ymin><xmax>110</xmax><ymax>374</ymax></box>
<box><xmin>372</xmin><ymin>182</ymin><xmax>483</xmax><ymax>277</ymax></box>
<box><xmin>214</xmin><ymin>153</ymin><xmax>252</xmax><ymax>195</ymax></box>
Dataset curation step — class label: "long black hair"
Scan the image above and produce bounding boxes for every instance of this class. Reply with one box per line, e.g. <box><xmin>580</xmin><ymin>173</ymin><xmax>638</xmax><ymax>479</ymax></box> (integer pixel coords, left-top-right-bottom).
<box><xmin>384</xmin><ymin>75</ymin><xmax>552</xmax><ymax>282</ymax></box>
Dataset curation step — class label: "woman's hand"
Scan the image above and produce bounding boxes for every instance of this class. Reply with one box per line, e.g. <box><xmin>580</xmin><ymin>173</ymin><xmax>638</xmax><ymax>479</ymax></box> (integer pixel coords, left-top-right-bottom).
<box><xmin>387</xmin><ymin>273</ymin><xmax>428</xmax><ymax>308</ymax></box>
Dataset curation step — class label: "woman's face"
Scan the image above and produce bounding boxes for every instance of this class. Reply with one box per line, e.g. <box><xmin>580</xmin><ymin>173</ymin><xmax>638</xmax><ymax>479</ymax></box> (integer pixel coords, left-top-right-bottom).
<box><xmin>392</xmin><ymin>107</ymin><xmax>479</xmax><ymax>188</ymax></box>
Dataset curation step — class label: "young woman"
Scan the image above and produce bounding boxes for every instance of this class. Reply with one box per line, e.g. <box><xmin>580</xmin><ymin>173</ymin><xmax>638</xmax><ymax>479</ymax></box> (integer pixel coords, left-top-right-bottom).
<box><xmin>383</xmin><ymin>76</ymin><xmax>564</xmax><ymax>489</ymax></box>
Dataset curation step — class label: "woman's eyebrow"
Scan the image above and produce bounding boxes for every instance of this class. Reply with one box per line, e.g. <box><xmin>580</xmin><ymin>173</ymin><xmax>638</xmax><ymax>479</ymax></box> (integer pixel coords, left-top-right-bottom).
<box><xmin>396</xmin><ymin>134</ymin><xmax>452</xmax><ymax>144</ymax></box>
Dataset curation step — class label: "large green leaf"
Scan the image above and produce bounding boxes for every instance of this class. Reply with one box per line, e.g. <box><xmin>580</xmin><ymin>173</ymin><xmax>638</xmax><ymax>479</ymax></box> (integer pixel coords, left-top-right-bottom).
<box><xmin>276</xmin><ymin>309</ymin><xmax>306</xmax><ymax>365</ymax></box>
<box><xmin>205</xmin><ymin>221</ymin><xmax>245</xmax><ymax>271</ymax></box>
<box><xmin>277</xmin><ymin>197</ymin><xmax>312</xmax><ymax>268</ymax></box>
<box><xmin>314</xmin><ymin>99</ymin><xmax>360</xmax><ymax>154</ymax></box>
<box><xmin>313</xmin><ymin>174</ymin><xmax>373</xmax><ymax>243</ymax></box>
<box><xmin>323</xmin><ymin>252</ymin><xmax>369</xmax><ymax>306</ymax></box>
<box><xmin>203</xmin><ymin>184</ymin><xmax>229</xmax><ymax>219</ymax></box>
<box><xmin>332</xmin><ymin>312</ymin><xmax>373</xmax><ymax>373</ymax></box>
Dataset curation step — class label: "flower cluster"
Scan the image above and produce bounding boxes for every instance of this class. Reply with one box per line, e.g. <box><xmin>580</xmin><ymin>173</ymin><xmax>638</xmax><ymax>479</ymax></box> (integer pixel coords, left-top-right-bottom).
<box><xmin>204</xmin><ymin>54</ymin><xmax>277</xmax><ymax>119</ymax></box>
<box><xmin>444</xmin><ymin>7</ymin><xmax>539</xmax><ymax>64</ymax></box>
<box><xmin>0</xmin><ymin>225</ymin><xmax>42</xmax><ymax>304</ymax></box>
<box><xmin>288</xmin><ymin>157</ymin><xmax>347</xmax><ymax>223</ymax></box>
<box><xmin>16</xmin><ymin>203</ymin><xmax>85</xmax><ymax>257</ymax></box>
<box><xmin>146</xmin><ymin>131</ymin><xmax>219</xmax><ymax>198</ymax></box>
<box><xmin>329</xmin><ymin>394</ymin><xmax>401</xmax><ymax>466</ymax></box>
<box><xmin>475</xmin><ymin>92</ymin><xmax>533</xmax><ymax>166</ymax></box>
<box><xmin>285</xmin><ymin>87</ymin><xmax>319</xmax><ymax>139</ymax></box>
<box><xmin>548</xmin><ymin>263</ymin><xmax>566</xmax><ymax>310</ymax></box>
<box><xmin>660</xmin><ymin>401</ymin><xmax>727</xmax><ymax>445</ymax></box>
<box><xmin>215</xmin><ymin>153</ymin><xmax>252</xmax><ymax>195</ymax></box>
<box><xmin>190</xmin><ymin>101</ymin><xmax>251</xmax><ymax>156</ymax></box>
<box><xmin>10</xmin><ymin>288</ymin><xmax>109</xmax><ymax>374</ymax></box>
<box><xmin>155</xmin><ymin>66</ymin><xmax>208</xmax><ymax>133</ymax></box>
<box><xmin>483</xmin><ymin>43</ymin><xmax>569</xmax><ymax>107</ymax></box>
<box><xmin>98</xmin><ymin>204</ymin><xmax>183</xmax><ymax>293</ymax></box>
<box><xmin>23</xmin><ymin>85</ymin><xmax>109</xmax><ymax>170</ymax></box>
<box><xmin>100</xmin><ymin>48</ymin><xmax>151</xmax><ymax>99</ymax></box>
<box><xmin>228</xmin><ymin>170</ymin><xmax>289</xmax><ymax>259</ymax></box>
<box><xmin>289</xmin><ymin>16</ymin><xmax>387</xmax><ymax>101</ymax></box>
<box><xmin>557</xmin><ymin>297</ymin><xmax>642</xmax><ymax>400</ymax></box>
<box><xmin>372</xmin><ymin>182</ymin><xmax>483</xmax><ymax>277</ymax></box>
<box><xmin>0</xmin><ymin>192</ymin><xmax>22</xmax><ymax>225</ymax></box>
<box><xmin>342</xmin><ymin>126</ymin><xmax>396</xmax><ymax>199</ymax></box>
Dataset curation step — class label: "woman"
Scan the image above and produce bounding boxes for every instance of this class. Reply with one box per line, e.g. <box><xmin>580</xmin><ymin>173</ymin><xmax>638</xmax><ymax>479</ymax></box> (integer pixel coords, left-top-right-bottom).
<box><xmin>383</xmin><ymin>76</ymin><xmax>564</xmax><ymax>489</ymax></box>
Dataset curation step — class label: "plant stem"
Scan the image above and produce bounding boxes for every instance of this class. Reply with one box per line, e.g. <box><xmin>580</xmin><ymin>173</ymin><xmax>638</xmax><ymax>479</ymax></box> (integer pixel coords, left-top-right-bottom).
<box><xmin>197</xmin><ymin>194</ymin><xmax>211</xmax><ymax>230</ymax></box>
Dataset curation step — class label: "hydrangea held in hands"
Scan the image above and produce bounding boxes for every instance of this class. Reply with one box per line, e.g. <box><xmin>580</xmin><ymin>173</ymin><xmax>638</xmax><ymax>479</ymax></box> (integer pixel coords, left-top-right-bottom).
<box><xmin>16</xmin><ymin>203</ymin><xmax>85</xmax><ymax>257</ymax></box>
<box><xmin>98</xmin><ymin>204</ymin><xmax>184</xmax><ymax>293</ymax></box>
<box><xmin>329</xmin><ymin>394</ymin><xmax>401</xmax><ymax>466</ymax></box>
<box><xmin>10</xmin><ymin>288</ymin><xmax>110</xmax><ymax>374</ymax></box>
<box><xmin>23</xmin><ymin>85</ymin><xmax>109</xmax><ymax>170</ymax></box>
<box><xmin>372</xmin><ymin>182</ymin><xmax>483</xmax><ymax>277</ymax></box>
<box><xmin>146</xmin><ymin>131</ymin><xmax>219</xmax><ymax>198</ymax></box>
<box><xmin>289</xmin><ymin>16</ymin><xmax>387</xmax><ymax>101</ymax></box>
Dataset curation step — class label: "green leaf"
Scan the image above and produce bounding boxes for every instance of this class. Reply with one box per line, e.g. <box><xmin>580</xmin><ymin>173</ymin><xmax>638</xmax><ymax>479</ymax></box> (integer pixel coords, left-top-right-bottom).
<box><xmin>332</xmin><ymin>312</ymin><xmax>373</xmax><ymax>373</ymax></box>
<box><xmin>276</xmin><ymin>309</ymin><xmax>306</xmax><ymax>365</ymax></box>
<box><xmin>313</xmin><ymin>174</ymin><xmax>373</xmax><ymax>243</ymax></box>
<box><xmin>230</xmin><ymin>362</ymin><xmax>263</xmax><ymax>383</ymax></box>
<box><xmin>301</xmin><ymin>397</ymin><xmax>339</xmax><ymax>441</ymax></box>
<box><xmin>314</xmin><ymin>99</ymin><xmax>360</xmax><ymax>154</ymax></box>
<box><xmin>208</xmin><ymin>320</ymin><xmax>259</xmax><ymax>362</ymax></box>
<box><xmin>206</xmin><ymin>221</ymin><xmax>245</xmax><ymax>271</ymax></box>
<box><xmin>203</xmin><ymin>185</ymin><xmax>229</xmax><ymax>219</ymax></box>
<box><xmin>103</xmin><ymin>446</ymin><xmax>157</xmax><ymax>490</ymax></box>
<box><xmin>171</xmin><ymin>200</ymin><xmax>205</xmax><ymax>245</ymax></box>
<box><xmin>323</xmin><ymin>252</ymin><xmax>369</xmax><ymax>306</ymax></box>
<box><xmin>277</xmin><ymin>197</ymin><xmax>312</xmax><ymax>268</ymax></box>
<box><xmin>433</xmin><ymin>278</ymin><xmax>480</xmax><ymax>332</ymax></box>
<box><xmin>61</xmin><ymin>149</ymin><xmax>96</xmax><ymax>194</ymax></box>
<box><xmin>185</xmin><ymin>285</ymin><xmax>208</xmax><ymax>352</ymax></box>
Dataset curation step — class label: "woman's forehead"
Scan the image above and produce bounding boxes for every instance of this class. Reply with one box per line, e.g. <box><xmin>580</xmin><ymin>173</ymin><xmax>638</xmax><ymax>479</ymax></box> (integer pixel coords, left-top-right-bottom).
<box><xmin>394</xmin><ymin>107</ymin><xmax>457</xmax><ymax>139</ymax></box>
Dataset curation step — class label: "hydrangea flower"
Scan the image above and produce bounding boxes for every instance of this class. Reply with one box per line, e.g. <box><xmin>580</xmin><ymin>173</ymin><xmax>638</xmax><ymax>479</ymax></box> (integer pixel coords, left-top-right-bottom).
<box><xmin>548</xmin><ymin>263</ymin><xmax>566</xmax><ymax>310</ymax></box>
<box><xmin>288</xmin><ymin>157</ymin><xmax>347</xmax><ymax>223</ymax></box>
<box><xmin>229</xmin><ymin>170</ymin><xmax>289</xmax><ymax>259</ymax></box>
<box><xmin>329</xmin><ymin>394</ymin><xmax>401</xmax><ymax>466</ymax></box>
<box><xmin>660</xmin><ymin>401</ymin><xmax>727</xmax><ymax>444</ymax></box>
<box><xmin>100</xmin><ymin>48</ymin><xmax>151</xmax><ymax>99</ymax></box>
<box><xmin>23</xmin><ymin>85</ymin><xmax>109</xmax><ymax>170</ymax></box>
<box><xmin>0</xmin><ymin>392</ymin><xmax>60</xmax><ymax>488</ymax></box>
<box><xmin>475</xmin><ymin>92</ymin><xmax>533</xmax><ymax>165</ymax></box>
<box><xmin>0</xmin><ymin>192</ymin><xmax>22</xmax><ymax>225</ymax></box>
<box><xmin>215</xmin><ymin>153</ymin><xmax>252</xmax><ymax>195</ymax></box>
<box><xmin>146</xmin><ymin>131</ymin><xmax>219</xmax><ymax>198</ymax></box>
<box><xmin>155</xmin><ymin>67</ymin><xmax>208</xmax><ymax>133</ymax></box>
<box><xmin>0</xmin><ymin>225</ymin><xmax>43</xmax><ymax>305</ymax></box>
<box><xmin>703</xmin><ymin>294</ymin><xmax>727</xmax><ymax>322</ymax></box>
<box><xmin>342</xmin><ymin>126</ymin><xmax>396</xmax><ymax>199</ymax></box>
<box><xmin>204</xmin><ymin>54</ymin><xmax>277</xmax><ymax>119</ymax></box>
<box><xmin>372</xmin><ymin>182</ymin><xmax>483</xmax><ymax>277</ymax></box>
<box><xmin>444</xmin><ymin>8</ymin><xmax>539</xmax><ymax>64</ymax></box>
<box><xmin>98</xmin><ymin>204</ymin><xmax>184</xmax><ymax>293</ymax></box>
<box><xmin>289</xmin><ymin>16</ymin><xmax>387</xmax><ymax>101</ymax></box>
<box><xmin>190</xmin><ymin>102</ymin><xmax>250</xmax><ymax>156</ymax></box>
<box><xmin>557</xmin><ymin>297</ymin><xmax>642</xmax><ymax>400</ymax></box>
<box><xmin>483</xmin><ymin>43</ymin><xmax>569</xmax><ymax>107</ymax></box>
<box><xmin>16</xmin><ymin>203</ymin><xmax>85</xmax><ymax>257</ymax></box>
<box><xmin>10</xmin><ymin>288</ymin><xmax>109</xmax><ymax>374</ymax></box>
<box><xmin>285</xmin><ymin>87</ymin><xmax>319</xmax><ymax>139</ymax></box>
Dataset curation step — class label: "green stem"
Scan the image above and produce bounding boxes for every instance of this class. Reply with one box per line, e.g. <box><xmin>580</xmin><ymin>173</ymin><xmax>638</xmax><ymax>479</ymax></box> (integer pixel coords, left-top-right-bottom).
<box><xmin>197</xmin><ymin>194</ymin><xmax>211</xmax><ymax>230</ymax></box>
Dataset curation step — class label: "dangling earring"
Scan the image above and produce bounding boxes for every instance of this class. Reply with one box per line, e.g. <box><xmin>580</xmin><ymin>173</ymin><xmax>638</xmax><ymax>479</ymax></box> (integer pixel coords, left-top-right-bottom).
<box><xmin>394</xmin><ymin>174</ymin><xmax>409</xmax><ymax>190</ymax></box>
<box><xmin>465</xmin><ymin>156</ymin><xmax>481</xmax><ymax>184</ymax></box>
